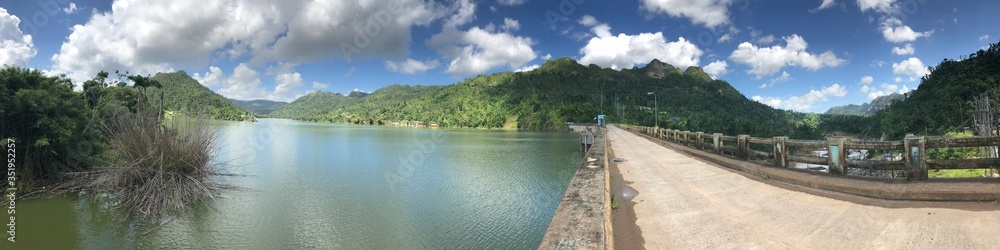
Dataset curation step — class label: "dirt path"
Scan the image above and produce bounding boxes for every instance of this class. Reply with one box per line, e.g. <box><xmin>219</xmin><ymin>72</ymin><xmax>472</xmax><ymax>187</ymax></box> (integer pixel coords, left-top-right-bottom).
<box><xmin>606</xmin><ymin>126</ymin><xmax>1000</xmax><ymax>249</ymax></box>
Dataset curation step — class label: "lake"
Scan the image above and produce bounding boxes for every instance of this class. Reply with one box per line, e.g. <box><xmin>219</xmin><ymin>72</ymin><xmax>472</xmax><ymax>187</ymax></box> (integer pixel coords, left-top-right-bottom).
<box><xmin>3</xmin><ymin>119</ymin><xmax>581</xmax><ymax>249</ymax></box>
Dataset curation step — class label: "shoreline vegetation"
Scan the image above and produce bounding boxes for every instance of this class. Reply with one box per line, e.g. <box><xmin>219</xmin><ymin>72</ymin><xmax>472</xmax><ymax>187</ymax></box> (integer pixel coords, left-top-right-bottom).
<box><xmin>1</xmin><ymin>67</ymin><xmax>237</xmax><ymax>223</ymax></box>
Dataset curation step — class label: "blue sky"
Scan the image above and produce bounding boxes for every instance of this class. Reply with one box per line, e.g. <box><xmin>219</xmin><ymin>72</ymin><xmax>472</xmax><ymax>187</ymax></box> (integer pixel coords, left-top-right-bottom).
<box><xmin>1</xmin><ymin>0</ymin><xmax>997</xmax><ymax>113</ymax></box>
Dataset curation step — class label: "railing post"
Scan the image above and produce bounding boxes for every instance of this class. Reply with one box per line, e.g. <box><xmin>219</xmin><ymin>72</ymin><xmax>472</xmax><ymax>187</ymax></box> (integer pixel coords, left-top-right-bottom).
<box><xmin>673</xmin><ymin>130</ymin><xmax>679</xmax><ymax>143</ymax></box>
<box><xmin>773</xmin><ymin>137</ymin><xmax>788</xmax><ymax>167</ymax></box>
<box><xmin>904</xmin><ymin>136</ymin><xmax>928</xmax><ymax>181</ymax></box>
<box><xmin>682</xmin><ymin>131</ymin><xmax>690</xmax><ymax>146</ymax></box>
<box><xmin>827</xmin><ymin>138</ymin><xmax>846</xmax><ymax>175</ymax></box>
<box><xmin>713</xmin><ymin>133</ymin><xmax>722</xmax><ymax>153</ymax></box>
<box><xmin>696</xmin><ymin>132</ymin><xmax>705</xmax><ymax>150</ymax></box>
<box><xmin>737</xmin><ymin>135</ymin><xmax>750</xmax><ymax>160</ymax></box>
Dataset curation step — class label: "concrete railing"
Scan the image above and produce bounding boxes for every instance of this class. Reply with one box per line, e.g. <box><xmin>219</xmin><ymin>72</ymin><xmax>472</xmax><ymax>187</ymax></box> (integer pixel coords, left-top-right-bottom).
<box><xmin>620</xmin><ymin>124</ymin><xmax>1000</xmax><ymax>181</ymax></box>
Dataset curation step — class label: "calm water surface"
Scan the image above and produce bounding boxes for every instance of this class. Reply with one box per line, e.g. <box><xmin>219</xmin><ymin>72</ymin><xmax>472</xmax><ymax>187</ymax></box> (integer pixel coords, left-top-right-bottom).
<box><xmin>4</xmin><ymin>119</ymin><xmax>580</xmax><ymax>249</ymax></box>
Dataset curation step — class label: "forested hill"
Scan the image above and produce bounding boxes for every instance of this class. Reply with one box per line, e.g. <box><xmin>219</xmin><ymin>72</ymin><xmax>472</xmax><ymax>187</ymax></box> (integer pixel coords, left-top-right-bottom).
<box><xmin>270</xmin><ymin>57</ymin><xmax>822</xmax><ymax>137</ymax></box>
<box><xmin>825</xmin><ymin>93</ymin><xmax>904</xmax><ymax>115</ymax></box>
<box><xmin>868</xmin><ymin>41</ymin><xmax>1000</xmax><ymax>138</ymax></box>
<box><xmin>229</xmin><ymin>99</ymin><xmax>288</xmax><ymax>115</ymax></box>
<box><xmin>147</xmin><ymin>71</ymin><xmax>251</xmax><ymax>120</ymax></box>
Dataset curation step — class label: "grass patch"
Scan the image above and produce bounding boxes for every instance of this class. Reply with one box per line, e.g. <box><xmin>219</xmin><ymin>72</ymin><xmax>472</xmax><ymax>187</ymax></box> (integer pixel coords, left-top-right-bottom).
<box><xmin>68</xmin><ymin>107</ymin><xmax>235</xmax><ymax>219</ymax></box>
<box><xmin>929</xmin><ymin>168</ymin><xmax>994</xmax><ymax>178</ymax></box>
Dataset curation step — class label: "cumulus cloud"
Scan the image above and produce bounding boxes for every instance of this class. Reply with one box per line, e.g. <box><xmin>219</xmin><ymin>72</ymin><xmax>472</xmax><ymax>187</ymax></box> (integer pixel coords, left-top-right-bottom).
<box><xmin>752</xmin><ymin>84</ymin><xmax>848</xmax><ymax>112</ymax></box>
<box><xmin>577</xmin><ymin>16</ymin><xmax>702</xmax><ymax>70</ymax></box>
<box><xmin>273</xmin><ymin>72</ymin><xmax>304</xmax><ymax>97</ymax></box>
<box><xmin>880</xmin><ymin>17</ymin><xmax>932</xmax><ymax>43</ymax></box>
<box><xmin>703</xmin><ymin>60</ymin><xmax>729</xmax><ymax>78</ymax></box>
<box><xmin>857</xmin><ymin>0</ymin><xmax>897</xmax><ymax>14</ymax></box>
<box><xmin>216</xmin><ymin>64</ymin><xmax>268</xmax><ymax>101</ymax></box>
<box><xmin>892</xmin><ymin>57</ymin><xmax>930</xmax><ymax>82</ymax></box>
<box><xmin>980</xmin><ymin>35</ymin><xmax>990</xmax><ymax>41</ymax></box>
<box><xmin>49</xmin><ymin>0</ymin><xmax>463</xmax><ymax>84</ymax></box>
<box><xmin>542</xmin><ymin>53</ymin><xmax>552</xmax><ymax>60</ymax></box>
<box><xmin>63</xmin><ymin>2</ymin><xmax>79</xmax><ymax>14</ymax></box>
<box><xmin>385</xmin><ymin>58</ymin><xmax>440</xmax><ymax>74</ymax></box>
<box><xmin>444</xmin><ymin>0</ymin><xmax>476</xmax><ymax>29</ymax></box>
<box><xmin>860</xmin><ymin>75</ymin><xmax>874</xmax><ymax>85</ymax></box>
<box><xmin>197</xmin><ymin>64</ymin><xmax>304</xmax><ymax>102</ymax></box>
<box><xmin>0</xmin><ymin>8</ymin><xmax>37</xmax><ymax>67</ymax></box>
<box><xmin>501</xmin><ymin>18</ymin><xmax>520</xmax><ymax>32</ymax></box>
<box><xmin>891</xmin><ymin>43</ymin><xmax>915</xmax><ymax>55</ymax></box>
<box><xmin>427</xmin><ymin>26</ymin><xmax>538</xmax><ymax>75</ymax></box>
<box><xmin>729</xmin><ymin>34</ymin><xmax>845</xmax><ymax>79</ymax></box>
<box><xmin>640</xmin><ymin>0</ymin><xmax>734</xmax><ymax>28</ymax></box>
<box><xmin>192</xmin><ymin>66</ymin><xmax>224</xmax><ymax>87</ymax></box>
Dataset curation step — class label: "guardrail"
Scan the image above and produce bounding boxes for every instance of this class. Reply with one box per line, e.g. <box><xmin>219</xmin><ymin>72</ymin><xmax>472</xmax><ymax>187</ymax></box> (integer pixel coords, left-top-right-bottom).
<box><xmin>620</xmin><ymin>124</ymin><xmax>1000</xmax><ymax>181</ymax></box>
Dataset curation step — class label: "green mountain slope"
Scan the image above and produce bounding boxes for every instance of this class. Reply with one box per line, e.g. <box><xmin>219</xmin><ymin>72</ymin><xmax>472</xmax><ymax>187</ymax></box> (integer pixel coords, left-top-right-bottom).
<box><xmin>146</xmin><ymin>71</ymin><xmax>251</xmax><ymax>120</ymax></box>
<box><xmin>825</xmin><ymin>93</ymin><xmax>904</xmax><ymax>115</ymax></box>
<box><xmin>229</xmin><ymin>99</ymin><xmax>288</xmax><ymax>115</ymax></box>
<box><xmin>869</xmin><ymin>41</ymin><xmax>1000</xmax><ymax>137</ymax></box>
<box><xmin>271</xmin><ymin>58</ymin><xmax>822</xmax><ymax>136</ymax></box>
<box><xmin>268</xmin><ymin>90</ymin><xmax>360</xmax><ymax>119</ymax></box>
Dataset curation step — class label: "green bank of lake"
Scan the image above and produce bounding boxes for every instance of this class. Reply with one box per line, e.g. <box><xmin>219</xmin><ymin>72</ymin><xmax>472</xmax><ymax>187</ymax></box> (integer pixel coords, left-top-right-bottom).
<box><xmin>3</xmin><ymin>119</ymin><xmax>581</xmax><ymax>249</ymax></box>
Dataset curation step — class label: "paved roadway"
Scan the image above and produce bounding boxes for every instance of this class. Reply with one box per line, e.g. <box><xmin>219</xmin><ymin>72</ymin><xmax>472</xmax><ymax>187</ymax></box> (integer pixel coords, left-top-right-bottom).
<box><xmin>607</xmin><ymin>126</ymin><xmax>1000</xmax><ymax>249</ymax></box>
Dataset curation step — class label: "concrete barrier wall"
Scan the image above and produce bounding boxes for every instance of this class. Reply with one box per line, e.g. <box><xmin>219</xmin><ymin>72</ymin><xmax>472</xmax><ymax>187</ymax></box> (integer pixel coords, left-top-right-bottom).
<box><xmin>538</xmin><ymin>126</ymin><xmax>609</xmax><ymax>249</ymax></box>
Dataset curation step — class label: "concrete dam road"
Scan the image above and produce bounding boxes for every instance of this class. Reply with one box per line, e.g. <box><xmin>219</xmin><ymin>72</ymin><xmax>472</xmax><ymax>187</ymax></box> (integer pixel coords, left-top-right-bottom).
<box><xmin>606</xmin><ymin>126</ymin><xmax>1000</xmax><ymax>249</ymax></box>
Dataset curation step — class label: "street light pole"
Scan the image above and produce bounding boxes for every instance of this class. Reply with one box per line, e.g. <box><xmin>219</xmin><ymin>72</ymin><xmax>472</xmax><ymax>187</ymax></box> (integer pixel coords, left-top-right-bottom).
<box><xmin>647</xmin><ymin>91</ymin><xmax>657</xmax><ymax>128</ymax></box>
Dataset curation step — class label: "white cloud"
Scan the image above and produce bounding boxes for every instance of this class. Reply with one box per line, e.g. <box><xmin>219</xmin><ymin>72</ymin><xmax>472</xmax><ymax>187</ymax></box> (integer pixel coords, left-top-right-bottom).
<box><xmin>444</xmin><ymin>0</ymin><xmax>476</xmax><ymax>29</ymax></box>
<box><xmin>501</xmin><ymin>18</ymin><xmax>520</xmax><ymax>32</ymax></box>
<box><xmin>50</xmin><ymin>0</ymin><xmax>461</xmax><ymax>84</ymax></box>
<box><xmin>63</xmin><ymin>3</ymin><xmax>79</xmax><ymax>14</ymax></box>
<box><xmin>0</xmin><ymin>8</ymin><xmax>37</xmax><ymax>67</ymax></box>
<box><xmin>217</xmin><ymin>64</ymin><xmax>268</xmax><ymax>101</ymax></box>
<box><xmin>542</xmin><ymin>53</ymin><xmax>552</xmax><ymax>60</ymax></box>
<box><xmin>515</xmin><ymin>64</ymin><xmax>539</xmax><ymax>72</ymax></box>
<box><xmin>312</xmin><ymin>82</ymin><xmax>328</xmax><ymax>89</ymax></box>
<box><xmin>756</xmin><ymin>35</ymin><xmax>776</xmax><ymax>45</ymax></box>
<box><xmin>865</xmin><ymin>83</ymin><xmax>910</xmax><ymax>99</ymax></box>
<box><xmin>771</xmin><ymin>71</ymin><xmax>793</xmax><ymax>83</ymax></box>
<box><xmin>640</xmin><ymin>0</ymin><xmax>734</xmax><ymax>28</ymax></box>
<box><xmin>857</xmin><ymin>0</ymin><xmax>897</xmax><ymax>14</ymax></box>
<box><xmin>892</xmin><ymin>57</ymin><xmax>930</xmax><ymax>82</ymax></box>
<box><xmin>893</xmin><ymin>76</ymin><xmax>903</xmax><ymax>82</ymax></box>
<box><xmin>880</xmin><ymin>17</ymin><xmax>932</xmax><ymax>43</ymax></box>
<box><xmin>577</xmin><ymin>16</ymin><xmax>702</xmax><ymax>70</ymax></box>
<box><xmin>891</xmin><ymin>43</ymin><xmax>915</xmax><ymax>55</ymax></box>
<box><xmin>752</xmin><ymin>84</ymin><xmax>848</xmax><ymax>112</ymax></box>
<box><xmin>980</xmin><ymin>35</ymin><xmax>990</xmax><ymax>41</ymax></box>
<box><xmin>385</xmin><ymin>58</ymin><xmax>440</xmax><ymax>74</ymax></box>
<box><xmin>860</xmin><ymin>75</ymin><xmax>874</xmax><ymax>85</ymax></box>
<box><xmin>816</xmin><ymin>0</ymin><xmax>837</xmax><ymax>10</ymax></box>
<box><xmin>201</xmin><ymin>64</ymin><xmax>304</xmax><ymax>102</ymax></box>
<box><xmin>758</xmin><ymin>84</ymin><xmax>768</xmax><ymax>89</ymax></box>
<box><xmin>703</xmin><ymin>60</ymin><xmax>729</xmax><ymax>78</ymax></box>
<box><xmin>427</xmin><ymin>26</ymin><xmax>538</xmax><ymax>75</ymax></box>
<box><xmin>498</xmin><ymin>0</ymin><xmax>527</xmax><ymax>6</ymax></box>
<box><xmin>273</xmin><ymin>72</ymin><xmax>303</xmax><ymax>97</ymax></box>
<box><xmin>192</xmin><ymin>66</ymin><xmax>224</xmax><ymax>87</ymax></box>
<box><xmin>729</xmin><ymin>34</ymin><xmax>845</xmax><ymax>79</ymax></box>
